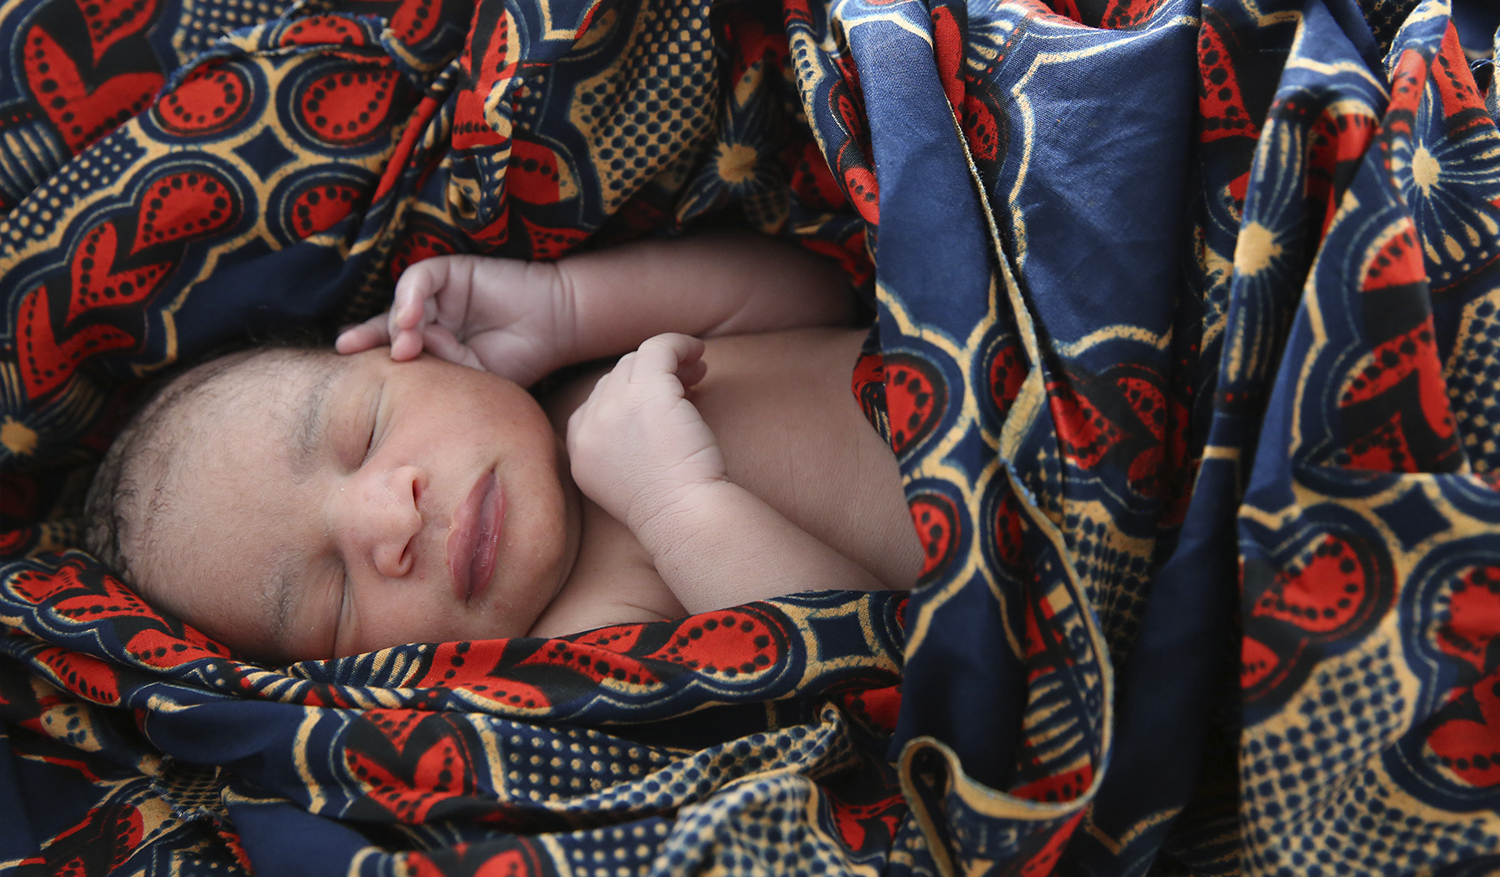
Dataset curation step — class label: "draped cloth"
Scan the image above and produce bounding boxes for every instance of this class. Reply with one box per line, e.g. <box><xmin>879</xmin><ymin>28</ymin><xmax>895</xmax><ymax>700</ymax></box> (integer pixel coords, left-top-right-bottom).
<box><xmin>4</xmin><ymin>0</ymin><xmax>1500</xmax><ymax>872</ymax></box>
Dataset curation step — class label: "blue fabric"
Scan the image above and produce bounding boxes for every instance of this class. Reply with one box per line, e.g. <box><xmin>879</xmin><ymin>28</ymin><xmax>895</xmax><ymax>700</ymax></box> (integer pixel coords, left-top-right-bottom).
<box><xmin>5</xmin><ymin>0</ymin><xmax>1500</xmax><ymax>873</ymax></box>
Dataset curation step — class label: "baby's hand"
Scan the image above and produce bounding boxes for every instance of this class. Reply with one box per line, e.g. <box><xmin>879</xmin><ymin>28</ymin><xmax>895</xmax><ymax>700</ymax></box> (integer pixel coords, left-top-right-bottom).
<box><xmin>567</xmin><ymin>334</ymin><xmax>725</xmax><ymax>533</ymax></box>
<box><xmin>335</xmin><ymin>255</ymin><xmax>574</xmax><ymax>387</ymax></box>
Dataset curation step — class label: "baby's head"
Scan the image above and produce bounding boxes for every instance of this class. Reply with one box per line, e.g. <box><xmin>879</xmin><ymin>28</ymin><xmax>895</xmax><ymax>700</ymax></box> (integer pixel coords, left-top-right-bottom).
<box><xmin>84</xmin><ymin>346</ymin><xmax>581</xmax><ymax>663</ymax></box>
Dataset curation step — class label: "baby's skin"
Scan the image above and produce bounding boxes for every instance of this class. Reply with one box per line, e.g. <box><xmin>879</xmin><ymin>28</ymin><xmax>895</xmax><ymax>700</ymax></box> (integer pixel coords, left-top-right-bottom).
<box><xmin>126</xmin><ymin>234</ymin><xmax>921</xmax><ymax>662</ymax></box>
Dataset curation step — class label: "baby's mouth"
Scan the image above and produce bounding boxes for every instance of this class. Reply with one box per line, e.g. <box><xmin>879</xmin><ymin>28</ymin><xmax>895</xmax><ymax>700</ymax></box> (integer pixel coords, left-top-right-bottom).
<box><xmin>449</xmin><ymin>472</ymin><xmax>503</xmax><ymax>604</ymax></box>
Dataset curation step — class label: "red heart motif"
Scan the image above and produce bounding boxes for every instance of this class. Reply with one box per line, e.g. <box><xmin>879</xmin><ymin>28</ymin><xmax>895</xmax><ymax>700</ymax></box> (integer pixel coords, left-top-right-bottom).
<box><xmin>123</xmin><ymin>628</ymin><xmax>232</xmax><ymax>667</ymax></box>
<box><xmin>344</xmin><ymin>720</ymin><xmax>473</xmax><ymax>821</ymax></box>
<box><xmin>468</xmin><ymin>848</ymin><xmax>532</xmax><ymax>876</ymax></box>
<box><xmin>961</xmin><ymin>92</ymin><xmax>1000</xmax><ymax>161</ymax></box>
<box><xmin>289</xmin><ymin>181</ymin><xmax>361</xmax><ymax>238</ymax></box>
<box><xmin>1340</xmin><ymin>318</ymin><xmax>1454</xmax><ymax>448</ymax></box>
<box><xmin>131</xmin><ymin>169</ymin><xmax>238</xmax><ymax>254</ymax></box>
<box><xmin>834</xmin><ymin>86</ymin><xmax>864</xmax><ymax>142</ymax></box>
<box><xmin>1046</xmin><ymin>380</ymin><xmax>1125</xmax><ymax>471</ymax></box>
<box><xmin>1434</xmin><ymin>565</ymin><xmax>1500</xmax><ymax>676</ymax></box>
<box><xmin>278</xmin><ymin>14</ymin><xmax>369</xmax><ymax>48</ymax></box>
<box><xmin>386</xmin><ymin>0</ymin><xmax>441</xmax><ymax>45</ymax></box>
<box><xmin>1242</xmin><ymin>532</ymin><xmax>1393</xmax><ymax>712</ymax></box>
<box><xmin>643</xmin><ymin>609</ymin><xmax>783</xmax><ymax>679</ymax></box>
<box><xmin>509</xmin><ymin>136</ymin><xmax>577</xmax><ymax>205</ymax></box>
<box><xmin>452</xmin><ymin>10</ymin><xmax>514</xmax><ymax>152</ymax></box>
<box><xmin>1240</xmin><ymin>634</ymin><xmax>1281</xmax><ymax>691</ymax></box>
<box><xmin>1425</xmin><ymin>678</ymin><xmax>1500</xmax><ymax>788</ymax></box>
<box><xmin>68</xmin><ymin>220</ymin><xmax>170</xmax><ymax>323</ymax></box>
<box><xmin>297</xmin><ymin>66</ymin><xmax>401</xmax><ymax>146</ymax></box>
<box><xmin>842</xmin><ymin>163</ymin><xmax>880</xmax><ymax>224</ymax></box>
<box><xmin>518</xmin><ymin>635</ymin><xmax>662</xmax><ymax>687</ymax></box>
<box><xmin>1118</xmin><ymin>375</ymin><xmax>1170</xmax><ymax>443</ymax></box>
<box><xmin>34</xmin><ymin>645</ymin><xmax>123</xmax><ymax>704</ymax></box>
<box><xmin>790</xmin><ymin>140</ymin><xmax>847</xmax><ymax>209</ymax></box>
<box><xmin>992</xmin><ymin>490</ymin><xmax>1026</xmax><ymax>569</ymax></box>
<box><xmin>988</xmin><ymin>340</ymin><xmax>1027</xmax><ymax>411</ymax></box>
<box><xmin>23</xmin><ymin>24</ymin><xmax>161</xmax><ymax>154</ymax></box>
<box><xmin>152</xmin><ymin>63</ymin><xmax>252</xmax><ymax>136</ymax></box>
<box><xmin>1197</xmin><ymin>17</ymin><xmax>1258</xmax><ymax>144</ymax></box>
<box><xmin>1249</xmin><ymin>533</ymin><xmax>1372</xmax><ymax>634</ymax></box>
<box><xmin>930</xmin><ymin>6</ymin><xmax>962</xmax><ymax>111</ymax></box>
<box><xmin>17</xmin><ymin>284</ymin><xmax>135</xmax><ymax>400</ymax></box>
<box><xmin>520</xmin><ymin>215</ymin><xmax>589</xmax><ymax>260</ymax></box>
<box><xmin>909</xmin><ymin>491</ymin><xmax>960</xmax><ymax>583</ymax></box>
<box><xmin>885</xmin><ymin>353</ymin><xmax>945</xmax><ymax>456</ymax></box>
<box><xmin>80</xmin><ymin>0</ymin><xmax>158</xmax><ymax>63</ymax></box>
<box><xmin>388</xmin><ymin>223</ymin><xmax>458</xmax><ymax>281</ymax></box>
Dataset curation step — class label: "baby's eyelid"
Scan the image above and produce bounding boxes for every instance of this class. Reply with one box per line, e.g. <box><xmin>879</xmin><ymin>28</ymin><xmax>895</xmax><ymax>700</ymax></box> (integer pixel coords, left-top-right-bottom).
<box><xmin>348</xmin><ymin>394</ymin><xmax>379</xmax><ymax>469</ymax></box>
<box><xmin>362</xmin><ymin>414</ymin><xmax>377</xmax><ymax>462</ymax></box>
<box><xmin>358</xmin><ymin>382</ymin><xmax>385</xmax><ymax>466</ymax></box>
<box><xmin>330</xmin><ymin>563</ymin><xmax>351</xmax><ymax>659</ymax></box>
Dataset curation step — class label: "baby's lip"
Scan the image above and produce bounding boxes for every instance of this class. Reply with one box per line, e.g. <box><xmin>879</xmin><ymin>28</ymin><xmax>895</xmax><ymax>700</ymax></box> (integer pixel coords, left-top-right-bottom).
<box><xmin>449</xmin><ymin>472</ymin><xmax>503</xmax><ymax>605</ymax></box>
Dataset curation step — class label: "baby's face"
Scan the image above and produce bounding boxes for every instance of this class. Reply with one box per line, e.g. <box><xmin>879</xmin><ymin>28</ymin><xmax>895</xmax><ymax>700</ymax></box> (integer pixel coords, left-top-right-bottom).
<box><xmin>127</xmin><ymin>349</ymin><xmax>580</xmax><ymax>663</ymax></box>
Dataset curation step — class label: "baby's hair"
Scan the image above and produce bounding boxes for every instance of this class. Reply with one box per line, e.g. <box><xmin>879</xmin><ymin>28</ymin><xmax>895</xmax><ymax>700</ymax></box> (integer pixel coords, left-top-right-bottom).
<box><xmin>82</xmin><ymin>330</ymin><xmax>332</xmax><ymax>583</ymax></box>
<box><xmin>83</xmin><ymin>353</ymin><xmax>254</xmax><ymax>582</ymax></box>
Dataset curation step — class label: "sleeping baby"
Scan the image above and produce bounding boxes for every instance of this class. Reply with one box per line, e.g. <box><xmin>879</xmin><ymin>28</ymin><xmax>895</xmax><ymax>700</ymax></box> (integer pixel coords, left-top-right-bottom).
<box><xmin>83</xmin><ymin>233</ymin><xmax>922</xmax><ymax>664</ymax></box>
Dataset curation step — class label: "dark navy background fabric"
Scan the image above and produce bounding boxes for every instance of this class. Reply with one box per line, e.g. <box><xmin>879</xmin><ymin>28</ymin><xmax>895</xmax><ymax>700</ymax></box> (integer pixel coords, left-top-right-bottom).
<box><xmin>6</xmin><ymin>0</ymin><xmax>1500</xmax><ymax>873</ymax></box>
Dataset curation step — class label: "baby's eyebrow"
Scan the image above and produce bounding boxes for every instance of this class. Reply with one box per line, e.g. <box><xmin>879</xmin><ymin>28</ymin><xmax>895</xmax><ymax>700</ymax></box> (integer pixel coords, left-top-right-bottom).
<box><xmin>264</xmin><ymin>564</ymin><xmax>297</xmax><ymax>658</ymax></box>
<box><xmin>265</xmin><ymin>356</ymin><xmax>350</xmax><ymax>660</ymax></box>
<box><xmin>288</xmin><ymin>361</ymin><xmax>341</xmax><ymax>479</ymax></box>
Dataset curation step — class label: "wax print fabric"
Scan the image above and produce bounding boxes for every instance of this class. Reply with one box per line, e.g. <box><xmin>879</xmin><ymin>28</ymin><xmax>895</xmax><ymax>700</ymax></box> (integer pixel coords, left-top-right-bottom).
<box><xmin>4</xmin><ymin>0</ymin><xmax>1500</xmax><ymax>873</ymax></box>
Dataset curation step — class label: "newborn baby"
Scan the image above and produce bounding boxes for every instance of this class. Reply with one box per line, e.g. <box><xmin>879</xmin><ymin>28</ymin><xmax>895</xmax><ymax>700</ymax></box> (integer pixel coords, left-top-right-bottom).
<box><xmin>84</xmin><ymin>233</ymin><xmax>921</xmax><ymax>663</ymax></box>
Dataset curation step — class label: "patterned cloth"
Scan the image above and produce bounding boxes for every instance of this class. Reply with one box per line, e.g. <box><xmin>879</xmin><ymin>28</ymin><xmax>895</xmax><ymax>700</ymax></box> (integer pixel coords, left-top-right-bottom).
<box><xmin>4</xmin><ymin>0</ymin><xmax>1500</xmax><ymax>872</ymax></box>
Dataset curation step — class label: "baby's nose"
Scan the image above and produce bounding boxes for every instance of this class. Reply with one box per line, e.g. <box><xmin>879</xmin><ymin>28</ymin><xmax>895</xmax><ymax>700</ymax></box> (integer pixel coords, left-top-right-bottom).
<box><xmin>358</xmin><ymin>465</ymin><xmax>425</xmax><ymax>578</ymax></box>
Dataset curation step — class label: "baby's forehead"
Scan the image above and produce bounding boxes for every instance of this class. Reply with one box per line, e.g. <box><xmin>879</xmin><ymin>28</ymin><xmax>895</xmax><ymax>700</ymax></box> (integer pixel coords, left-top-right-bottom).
<box><xmin>147</xmin><ymin>349</ymin><xmax>349</xmax><ymax>462</ymax></box>
<box><xmin>199</xmin><ymin>347</ymin><xmax>344</xmax><ymax>406</ymax></box>
<box><xmin>220</xmin><ymin>347</ymin><xmax>345</xmax><ymax>389</ymax></box>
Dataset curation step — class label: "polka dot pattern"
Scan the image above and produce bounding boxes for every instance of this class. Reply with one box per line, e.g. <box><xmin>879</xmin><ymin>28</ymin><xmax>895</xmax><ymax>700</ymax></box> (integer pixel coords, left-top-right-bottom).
<box><xmin>1242</xmin><ymin>642</ymin><xmax>1426</xmax><ymax>872</ymax></box>
<box><xmin>1446</xmin><ymin>293</ymin><xmax>1500</xmax><ymax>471</ymax></box>
<box><xmin>571</xmin><ymin>0</ymin><xmax>716</xmax><ymax>213</ymax></box>
<box><xmin>171</xmin><ymin>0</ymin><xmax>282</xmax><ymax>63</ymax></box>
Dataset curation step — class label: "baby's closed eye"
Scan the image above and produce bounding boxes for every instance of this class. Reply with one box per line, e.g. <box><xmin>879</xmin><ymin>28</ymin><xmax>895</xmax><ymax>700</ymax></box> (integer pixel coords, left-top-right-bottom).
<box><xmin>328</xmin><ymin>563</ymin><xmax>351</xmax><ymax>659</ymax></box>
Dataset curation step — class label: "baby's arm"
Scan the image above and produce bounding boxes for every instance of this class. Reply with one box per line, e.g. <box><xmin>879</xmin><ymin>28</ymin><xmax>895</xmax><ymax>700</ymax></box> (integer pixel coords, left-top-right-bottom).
<box><xmin>337</xmin><ymin>233</ymin><xmax>854</xmax><ymax>386</ymax></box>
<box><xmin>568</xmin><ymin>334</ymin><xmax>887</xmax><ymax>613</ymax></box>
<box><xmin>556</xmin><ymin>233</ymin><xmax>855</xmax><ymax>361</ymax></box>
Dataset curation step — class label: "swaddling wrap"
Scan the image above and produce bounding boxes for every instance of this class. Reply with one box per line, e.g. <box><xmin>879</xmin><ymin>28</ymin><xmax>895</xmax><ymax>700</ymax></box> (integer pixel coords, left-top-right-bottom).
<box><xmin>5</xmin><ymin>0</ymin><xmax>1500</xmax><ymax>873</ymax></box>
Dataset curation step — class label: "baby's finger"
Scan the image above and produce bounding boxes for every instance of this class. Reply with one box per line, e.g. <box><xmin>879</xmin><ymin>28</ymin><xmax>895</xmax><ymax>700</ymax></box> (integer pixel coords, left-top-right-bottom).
<box><xmin>388</xmin><ymin>301</ymin><xmax>439</xmax><ymax>365</ymax></box>
<box><xmin>677</xmin><ymin>357</ymin><xmax>707</xmax><ymax>389</ymax></box>
<box><xmin>335</xmin><ymin>315</ymin><xmax>392</xmax><ymax>355</ymax></box>
<box><xmin>629</xmin><ymin>334</ymin><xmax>704</xmax><ymax>384</ymax></box>
<box><xmin>390</xmin><ymin>286</ymin><xmax>438</xmax><ymax>342</ymax></box>
<box><xmin>391</xmin><ymin>261</ymin><xmax>441</xmax><ymax>330</ymax></box>
<box><xmin>389</xmin><ymin>327</ymin><xmax>425</xmax><ymax>361</ymax></box>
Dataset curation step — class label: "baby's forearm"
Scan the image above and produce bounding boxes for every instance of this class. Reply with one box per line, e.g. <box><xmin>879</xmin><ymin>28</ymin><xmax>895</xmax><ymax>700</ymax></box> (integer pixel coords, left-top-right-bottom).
<box><xmin>629</xmin><ymin>479</ymin><xmax>888</xmax><ymax>614</ymax></box>
<box><xmin>557</xmin><ymin>233</ymin><xmax>854</xmax><ymax>365</ymax></box>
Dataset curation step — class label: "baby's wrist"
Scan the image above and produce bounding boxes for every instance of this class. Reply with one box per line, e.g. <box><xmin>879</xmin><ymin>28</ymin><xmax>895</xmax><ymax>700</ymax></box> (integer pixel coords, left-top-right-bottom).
<box><xmin>542</xmin><ymin>260</ymin><xmax>582</xmax><ymax>366</ymax></box>
<box><xmin>626</xmin><ymin>477</ymin><xmax>733</xmax><ymax>557</ymax></box>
